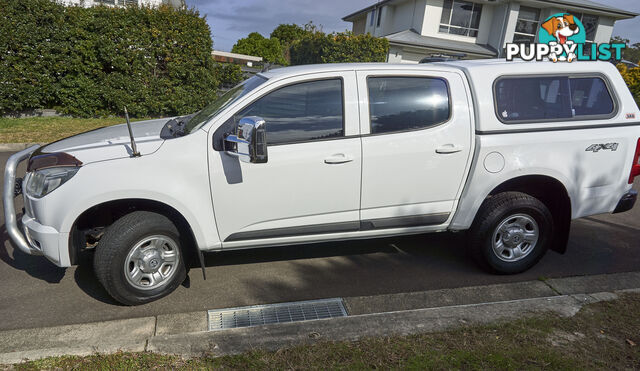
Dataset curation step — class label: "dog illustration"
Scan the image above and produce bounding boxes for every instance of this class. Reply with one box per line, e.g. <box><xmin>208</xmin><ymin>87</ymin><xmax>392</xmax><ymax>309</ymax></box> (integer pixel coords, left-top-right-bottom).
<box><xmin>541</xmin><ymin>14</ymin><xmax>580</xmax><ymax>62</ymax></box>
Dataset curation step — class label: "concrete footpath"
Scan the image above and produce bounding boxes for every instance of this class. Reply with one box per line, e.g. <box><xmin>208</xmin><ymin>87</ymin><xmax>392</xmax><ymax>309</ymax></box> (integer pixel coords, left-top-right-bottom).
<box><xmin>2</xmin><ymin>271</ymin><xmax>640</xmax><ymax>364</ymax></box>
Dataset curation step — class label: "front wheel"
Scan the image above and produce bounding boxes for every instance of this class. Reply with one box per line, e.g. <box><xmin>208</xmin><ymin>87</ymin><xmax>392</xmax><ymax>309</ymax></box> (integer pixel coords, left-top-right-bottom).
<box><xmin>94</xmin><ymin>211</ymin><xmax>187</xmax><ymax>305</ymax></box>
<box><xmin>468</xmin><ymin>192</ymin><xmax>553</xmax><ymax>274</ymax></box>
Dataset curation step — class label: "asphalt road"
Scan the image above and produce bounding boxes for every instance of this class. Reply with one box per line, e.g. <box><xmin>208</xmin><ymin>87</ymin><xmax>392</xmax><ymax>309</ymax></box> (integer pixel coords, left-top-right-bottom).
<box><xmin>1</xmin><ymin>151</ymin><xmax>639</xmax><ymax>331</ymax></box>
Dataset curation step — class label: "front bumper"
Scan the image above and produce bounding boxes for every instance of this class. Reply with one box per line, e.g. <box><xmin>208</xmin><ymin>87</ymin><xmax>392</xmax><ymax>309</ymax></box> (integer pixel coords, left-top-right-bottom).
<box><xmin>3</xmin><ymin>146</ymin><xmax>70</xmax><ymax>267</ymax></box>
<box><xmin>613</xmin><ymin>189</ymin><xmax>638</xmax><ymax>214</ymax></box>
<box><xmin>3</xmin><ymin>145</ymin><xmax>42</xmax><ymax>256</ymax></box>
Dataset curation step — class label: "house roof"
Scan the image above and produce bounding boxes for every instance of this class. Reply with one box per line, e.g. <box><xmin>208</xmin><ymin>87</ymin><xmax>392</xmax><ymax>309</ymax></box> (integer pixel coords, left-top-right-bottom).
<box><xmin>342</xmin><ymin>0</ymin><xmax>638</xmax><ymax>21</ymax></box>
<box><xmin>385</xmin><ymin>29</ymin><xmax>498</xmax><ymax>57</ymax></box>
<box><xmin>342</xmin><ymin>0</ymin><xmax>398</xmax><ymax>22</ymax></box>
<box><xmin>212</xmin><ymin>50</ymin><xmax>263</xmax><ymax>62</ymax></box>
<box><xmin>530</xmin><ymin>0</ymin><xmax>638</xmax><ymax>18</ymax></box>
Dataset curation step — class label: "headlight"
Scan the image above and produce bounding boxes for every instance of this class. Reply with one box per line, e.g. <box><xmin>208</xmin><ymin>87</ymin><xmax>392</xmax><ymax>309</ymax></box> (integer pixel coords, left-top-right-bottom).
<box><xmin>25</xmin><ymin>167</ymin><xmax>79</xmax><ymax>199</ymax></box>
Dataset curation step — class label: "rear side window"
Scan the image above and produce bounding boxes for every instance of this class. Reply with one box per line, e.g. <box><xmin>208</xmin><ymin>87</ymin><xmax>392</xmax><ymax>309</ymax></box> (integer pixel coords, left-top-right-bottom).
<box><xmin>237</xmin><ymin>79</ymin><xmax>344</xmax><ymax>145</ymax></box>
<box><xmin>367</xmin><ymin>77</ymin><xmax>450</xmax><ymax>134</ymax></box>
<box><xmin>495</xmin><ymin>76</ymin><xmax>615</xmax><ymax>123</ymax></box>
<box><xmin>570</xmin><ymin>78</ymin><xmax>615</xmax><ymax>116</ymax></box>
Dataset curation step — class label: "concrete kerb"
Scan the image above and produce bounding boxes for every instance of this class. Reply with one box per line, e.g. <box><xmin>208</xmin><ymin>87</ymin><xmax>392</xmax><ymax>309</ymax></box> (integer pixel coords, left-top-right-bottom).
<box><xmin>1</xmin><ymin>271</ymin><xmax>638</xmax><ymax>364</ymax></box>
<box><xmin>0</xmin><ymin>143</ymin><xmax>44</xmax><ymax>152</ymax></box>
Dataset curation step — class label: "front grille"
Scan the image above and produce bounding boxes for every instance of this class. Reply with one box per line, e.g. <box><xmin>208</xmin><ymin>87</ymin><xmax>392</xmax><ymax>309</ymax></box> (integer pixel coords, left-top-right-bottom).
<box><xmin>207</xmin><ymin>298</ymin><xmax>348</xmax><ymax>331</ymax></box>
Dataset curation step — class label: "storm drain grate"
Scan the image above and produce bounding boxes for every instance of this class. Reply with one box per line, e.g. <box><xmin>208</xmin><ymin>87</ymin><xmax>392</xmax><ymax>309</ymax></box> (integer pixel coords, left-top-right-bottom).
<box><xmin>207</xmin><ymin>298</ymin><xmax>348</xmax><ymax>331</ymax></box>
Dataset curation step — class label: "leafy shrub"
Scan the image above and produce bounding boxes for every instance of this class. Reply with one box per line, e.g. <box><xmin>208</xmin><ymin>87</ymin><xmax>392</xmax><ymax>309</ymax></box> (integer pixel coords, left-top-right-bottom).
<box><xmin>290</xmin><ymin>30</ymin><xmax>389</xmax><ymax>65</ymax></box>
<box><xmin>617</xmin><ymin>64</ymin><xmax>640</xmax><ymax>107</ymax></box>
<box><xmin>0</xmin><ymin>0</ymin><xmax>232</xmax><ymax>117</ymax></box>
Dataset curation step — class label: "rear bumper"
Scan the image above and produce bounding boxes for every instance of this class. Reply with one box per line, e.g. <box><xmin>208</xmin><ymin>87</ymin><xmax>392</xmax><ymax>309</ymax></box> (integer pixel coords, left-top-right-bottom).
<box><xmin>612</xmin><ymin>189</ymin><xmax>638</xmax><ymax>214</ymax></box>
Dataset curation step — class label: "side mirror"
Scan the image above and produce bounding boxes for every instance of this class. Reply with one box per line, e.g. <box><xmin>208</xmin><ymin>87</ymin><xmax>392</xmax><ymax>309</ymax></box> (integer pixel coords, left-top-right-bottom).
<box><xmin>224</xmin><ymin>116</ymin><xmax>268</xmax><ymax>163</ymax></box>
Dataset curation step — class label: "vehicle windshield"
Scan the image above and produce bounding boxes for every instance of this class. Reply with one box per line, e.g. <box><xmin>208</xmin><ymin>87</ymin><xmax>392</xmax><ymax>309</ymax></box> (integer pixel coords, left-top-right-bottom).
<box><xmin>186</xmin><ymin>75</ymin><xmax>267</xmax><ymax>133</ymax></box>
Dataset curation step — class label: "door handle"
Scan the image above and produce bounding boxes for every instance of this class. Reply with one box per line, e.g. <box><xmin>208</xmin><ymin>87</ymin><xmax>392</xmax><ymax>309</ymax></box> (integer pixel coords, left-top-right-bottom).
<box><xmin>324</xmin><ymin>153</ymin><xmax>354</xmax><ymax>164</ymax></box>
<box><xmin>435</xmin><ymin>144</ymin><xmax>463</xmax><ymax>154</ymax></box>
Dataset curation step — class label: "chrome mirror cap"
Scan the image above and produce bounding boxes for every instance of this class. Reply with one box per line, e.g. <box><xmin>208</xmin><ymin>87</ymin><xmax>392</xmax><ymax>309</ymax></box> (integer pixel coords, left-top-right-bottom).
<box><xmin>224</xmin><ymin>116</ymin><xmax>268</xmax><ymax>164</ymax></box>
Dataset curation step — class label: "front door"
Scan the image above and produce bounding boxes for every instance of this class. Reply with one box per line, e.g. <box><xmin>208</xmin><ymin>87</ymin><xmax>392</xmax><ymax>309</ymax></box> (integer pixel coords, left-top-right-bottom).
<box><xmin>356</xmin><ymin>70</ymin><xmax>473</xmax><ymax>228</ymax></box>
<box><xmin>208</xmin><ymin>72</ymin><xmax>362</xmax><ymax>245</ymax></box>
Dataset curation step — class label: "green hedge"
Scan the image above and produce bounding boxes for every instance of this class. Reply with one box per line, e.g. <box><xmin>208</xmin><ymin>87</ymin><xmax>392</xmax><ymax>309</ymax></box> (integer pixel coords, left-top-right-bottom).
<box><xmin>290</xmin><ymin>31</ymin><xmax>389</xmax><ymax>65</ymax></box>
<box><xmin>0</xmin><ymin>0</ymin><xmax>240</xmax><ymax>117</ymax></box>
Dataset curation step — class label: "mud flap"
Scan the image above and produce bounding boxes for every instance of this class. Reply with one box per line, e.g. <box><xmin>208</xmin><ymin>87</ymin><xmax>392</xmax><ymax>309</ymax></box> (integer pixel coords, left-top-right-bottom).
<box><xmin>197</xmin><ymin>249</ymin><xmax>206</xmax><ymax>280</ymax></box>
<box><xmin>551</xmin><ymin>215</ymin><xmax>571</xmax><ymax>254</ymax></box>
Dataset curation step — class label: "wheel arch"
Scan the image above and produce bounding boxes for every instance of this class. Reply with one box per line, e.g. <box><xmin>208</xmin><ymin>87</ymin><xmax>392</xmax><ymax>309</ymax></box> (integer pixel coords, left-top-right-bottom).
<box><xmin>482</xmin><ymin>175</ymin><xmax>572</xmax><ymax>254</ymax></box>
<box><xmin>68</xmin><ymin>198</ymin><xmax>202</xmax><ymax>266</ymax></box>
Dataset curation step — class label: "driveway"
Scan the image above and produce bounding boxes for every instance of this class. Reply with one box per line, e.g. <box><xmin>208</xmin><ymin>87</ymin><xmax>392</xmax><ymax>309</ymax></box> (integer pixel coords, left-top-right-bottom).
<box><xmin>1</xmin><ymin>151</ymin><xmax>639</xmax><ymax>331</ymax></box>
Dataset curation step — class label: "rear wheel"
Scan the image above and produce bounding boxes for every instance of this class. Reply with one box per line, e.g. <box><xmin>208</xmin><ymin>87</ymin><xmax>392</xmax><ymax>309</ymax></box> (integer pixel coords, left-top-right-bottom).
<box><xmin>468</xmin><ymin>192</ymin><xmax>553</xmax><ymax>274</ymax></box>
<box><xmin>94</xmin><ymin>211</ymin><xmax>186</xmax><ymax>305</ymax></box>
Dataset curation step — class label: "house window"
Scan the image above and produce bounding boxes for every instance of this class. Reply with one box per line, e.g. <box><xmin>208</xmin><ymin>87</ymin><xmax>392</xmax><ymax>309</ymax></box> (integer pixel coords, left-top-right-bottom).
<box><xmin>370</xmin><ymin>9</ymin><xmax>376</xmax><ymax>26</ymax></box>
<box><xmin>573</xmin><ymin>12</ymin><xmax>599</xmax><ymax>48</ymax></box>
<box><xmin>439</xmin><ymin>0</ymin><xmax>483</xmax><ymax>37</ymax></box>
<box><xmin>377</xmin><ymin>7</ymin><xmax>383</xmax><ymax>27</ymax></box>
<box><xmin>513</xmin><ymin>6</ymin><xmax>540</xmax><ymax>43</ymax></box>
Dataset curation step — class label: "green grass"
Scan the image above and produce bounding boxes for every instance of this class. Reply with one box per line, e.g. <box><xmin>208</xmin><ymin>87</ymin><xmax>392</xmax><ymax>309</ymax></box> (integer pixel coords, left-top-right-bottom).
<box><xmin>0</xmin><ymin>117</ymin><xmax>153</xmax><ymax>144</ymax></box>
<box><xmin>9</xmin><ymin>293</ymin><xmax>640</xmax><ymax>370</ymax></box>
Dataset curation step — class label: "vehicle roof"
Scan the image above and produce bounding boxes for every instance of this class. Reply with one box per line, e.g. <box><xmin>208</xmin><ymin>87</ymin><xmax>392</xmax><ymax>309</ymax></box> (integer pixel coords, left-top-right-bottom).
<box><xmin>258</xmin><ymin>62</ymin><xmax>462</xmax><ymax>79</ymax></box>
<box><xmin>256</xmin><ymin>59</ymin><xmax>633</xmax><ymax>134</ymax></box>
<box><xmin>258</xmin><ymin>59</ymin><xmax>616</xmax><ymax>80</ymax></box>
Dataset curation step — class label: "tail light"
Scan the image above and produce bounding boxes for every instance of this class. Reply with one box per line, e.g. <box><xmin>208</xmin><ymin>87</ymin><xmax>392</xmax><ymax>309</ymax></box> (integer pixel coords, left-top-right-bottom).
<box><xmin>630</xmin><ymin>138</ymin><xmax>640</xmax><ymax>184</ymax></box>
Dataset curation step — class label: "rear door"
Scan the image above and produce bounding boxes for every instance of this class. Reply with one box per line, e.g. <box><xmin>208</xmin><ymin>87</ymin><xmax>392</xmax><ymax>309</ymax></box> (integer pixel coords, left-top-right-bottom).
<box><xmin>356</xmin><ymin>70</ymin><xmax>473</xmax><ymax>228</ymax></box>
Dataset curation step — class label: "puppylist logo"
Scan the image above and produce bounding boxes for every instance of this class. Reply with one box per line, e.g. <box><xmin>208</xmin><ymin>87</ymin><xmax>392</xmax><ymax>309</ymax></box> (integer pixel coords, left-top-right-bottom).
<box><xmin>506</xmin><ymin>13</ymin><xmax>625</xmax><ymax>62</ymax></box>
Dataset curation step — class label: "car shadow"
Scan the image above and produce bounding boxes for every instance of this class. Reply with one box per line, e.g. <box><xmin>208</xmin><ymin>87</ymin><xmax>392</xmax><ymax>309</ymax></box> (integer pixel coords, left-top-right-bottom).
<box><xmin>201</xmin><ymin>231</ymin><xmax>470</xmax><ymax>268</ymax></box>
<box><xmin>71</xmin><ymin>251</ymin><xmax>122</xmax><ymax>305</ymax></box>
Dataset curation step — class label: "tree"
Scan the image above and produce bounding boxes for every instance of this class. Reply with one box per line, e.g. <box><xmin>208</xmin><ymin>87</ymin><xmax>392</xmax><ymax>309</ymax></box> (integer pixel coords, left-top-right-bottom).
<box><xmin>270</xmin><ymin>22</ymin><xmax>318</xmax><ymax>64</ymax></box>
<box><xmin>290</xmin><ymin>30</ymin><xmax>389</xmax><ymax>65</ymax></box>
<box><xmin>611</xmin><ymin>36</ymin><xmax>640</xmax><ymax>64</ymax></box>
<box><xmin>270</xmin><ymin>24</ymin><xmax>307</xmax><ymax>46</ymax></box>
<box><xmin>231</xmin><ymin>32</ymin><xmax>287</xmax><ymax>65</ymax></box>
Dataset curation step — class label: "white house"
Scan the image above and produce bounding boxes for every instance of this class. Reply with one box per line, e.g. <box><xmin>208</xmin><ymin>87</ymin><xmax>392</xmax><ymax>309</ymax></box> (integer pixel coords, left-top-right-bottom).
<box><xmin>59</xmin><ymin>0</ymin><xmax>183</xmax><ymax>8</ymax></box>
<box><xmin>343</xmin><ymin>0</ymin><xmax>637</xmax><ymax>63</ymax></box>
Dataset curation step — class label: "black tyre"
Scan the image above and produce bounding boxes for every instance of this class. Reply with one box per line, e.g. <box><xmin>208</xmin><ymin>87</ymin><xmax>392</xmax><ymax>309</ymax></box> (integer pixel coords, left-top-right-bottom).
<box><xmin>468</xmin><ymin>192</ymin><xmax>553</xmax><ymax>274</ymax></box>
<box><xmin>94</xmin><ymin>211</ymin><xmax>187</xmax><ymax>305</ymax></box>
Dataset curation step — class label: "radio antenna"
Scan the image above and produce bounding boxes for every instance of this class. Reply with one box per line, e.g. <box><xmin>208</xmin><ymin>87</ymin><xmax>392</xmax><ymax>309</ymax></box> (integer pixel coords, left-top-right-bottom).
<box><xmin>124</xmin><ymin>107</ymin><xmax>140</xmax><ymax>157</ymax></box>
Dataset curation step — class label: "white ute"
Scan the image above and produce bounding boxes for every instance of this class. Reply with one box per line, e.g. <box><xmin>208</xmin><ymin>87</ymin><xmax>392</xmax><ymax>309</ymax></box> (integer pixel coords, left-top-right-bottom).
<box><xmin>4</xmin><ymin>60</ymin><xmax>640</xmax><ymax>305</ymax></box>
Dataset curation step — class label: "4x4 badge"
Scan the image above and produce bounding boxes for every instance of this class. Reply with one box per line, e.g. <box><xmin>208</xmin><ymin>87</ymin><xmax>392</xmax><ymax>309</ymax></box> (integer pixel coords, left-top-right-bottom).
<box><xmin>586</xmin><ymin>143</ymin><xmax>619</xmax><ymax>152</ymax></box>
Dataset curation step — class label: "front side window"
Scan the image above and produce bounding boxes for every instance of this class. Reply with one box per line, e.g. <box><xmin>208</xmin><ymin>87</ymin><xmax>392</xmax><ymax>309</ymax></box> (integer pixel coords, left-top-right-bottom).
<box><xmin>439</xmin><ymin>0</ymin><xmax>483</xmax><ymax>37</ymax></box>
<box><xmin>495</xmin><ymin>76</ymin><xmax>614</xmax><ymax>123</ymax></box>
<box><xmin>514</xmin><ymin>6</ymin><xmax>540</xmax><ymax>43</ymax></box>
<box><xmin>186</xmin><ymin>75</ymin><xmax>267</xmax><ymax>133</ymax></box>
<box><xmin>368</xmin><ymin>77</ymin><xmax>450</xmax><ymax>134</ymax></box>
<box><xmin>235</xmin><ymin>79</ymin><xmax>344</xmax><ymax>145</ymax></box>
